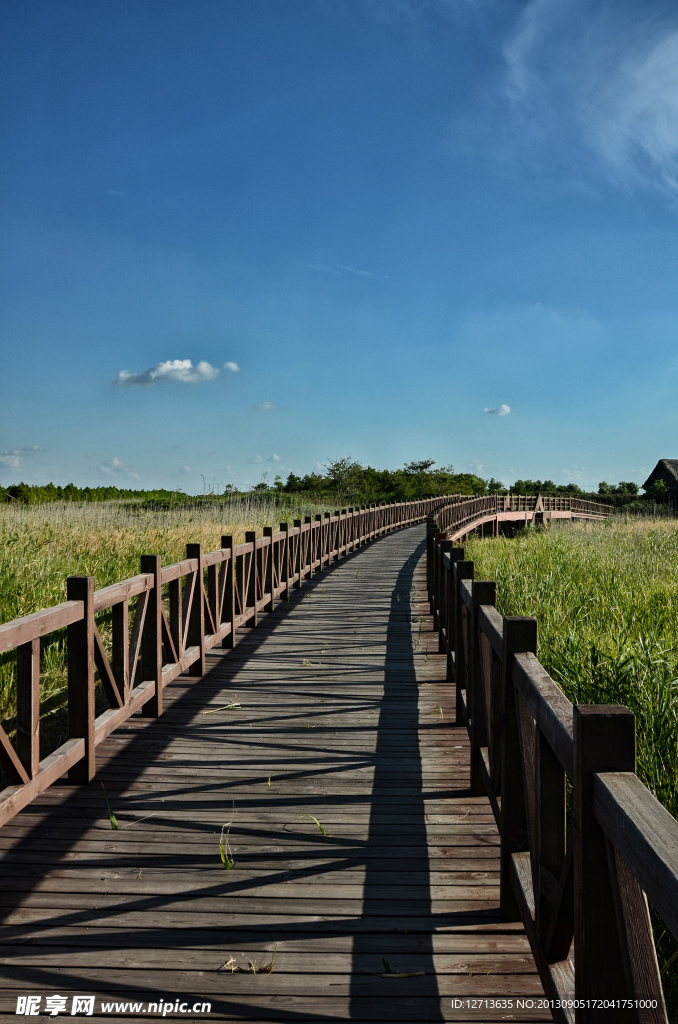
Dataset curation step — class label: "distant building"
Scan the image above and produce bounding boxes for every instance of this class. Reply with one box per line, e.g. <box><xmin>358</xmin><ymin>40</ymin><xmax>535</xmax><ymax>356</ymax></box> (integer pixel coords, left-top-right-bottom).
<box><xmin>642</xmin><ymin>459</ymin><xmax>678</xmax><ymax>509</ymax></box>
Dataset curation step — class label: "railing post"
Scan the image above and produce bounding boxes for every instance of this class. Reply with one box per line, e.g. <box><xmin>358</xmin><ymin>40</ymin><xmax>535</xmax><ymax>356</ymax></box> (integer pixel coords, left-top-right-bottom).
<box><xmin>294</xmin><ymin>520</ymin><xmax>303</xmax><ymax>587</ymax></box>
<box><xmin>221</xmin><ymin>536</ymin><xmax>235</xmax><ymax>649</ymax></box>
<box><xmin>186</xmin><ymin>543</ymin><xmax>206</xmax><ymax>673</ymax></box>
<box><xmin>432</xmin><ymin>533</ymin><xmax>442</xmax><ymax>628</ymax></box>
<box><xmin>263</xmin><ymin>527</ymin><xmax>274</xmax><ymax>611</ymax></box>
<box><xmin>16</xmin><ymin>637</ymin><xmax>40</xmax><ymax>779</ymax></box>
<box><xmin>303</xmin><ymin>517</ymin><xmax>311</xmax><ymax>577</ymax></box>
<box><xmin>499</xmin><ymin>616</ymin><xmax>537</xmax><ymax>919</ymax></box>
<box><xmin>444</xmin><ymin>547</ymin><xmax>464</xmax><ymax>682</ymax></box>
<box><xmin>426</xmin><ymin>515</ymin><xmax>436</xmax><ymax>606</ymax></box>
<box><xmin>244</xmin><ymin>531</ymin><xmax>257</xmax><ymax>625</ymax></box>
<box><xmin>453</xmin><ymin>560</ymin><xmax>474</xmax><ymax>724</ymax></box>
<box><xmin>535</xmin><ymin>723</ymin><xmax>567</xmax><ymax>955</ymax></box>
<box><xmin>67</xmin><ymin>576</ymin><xmax>95</xmax><ymax>784</ymax></box>
<box><xmin>437</xmin><ymin>539</ymin><xmax>454</xmax><ymax>652</ymax></box>
<box><xmin>469</xmin><ymin>580</ymin><xmax>496</xmax><ymax>795</ymax></box>
<box><xmin>324</xmin><ymin>512</ymin><xmax>331</xmax><ymax>566</ymax></box>
<box><xmin>331</xmin><ymin>512</ymin><xmax>338</xmax><ymax>560</ymax></box>
<box><xmin>573</xmin><ymin>705</ymin><xmax>636</xmax><ymax>1021</ymax></box>
<box><xmin>280</xmin><ymin>522</ymin><xmax>290</xmax><ymax>598</ymax></box>
<box><xmin>140</xmin><ymin>554</ymin><xmax>163</xmax><ymax>716</ymax></box>
<box><xmin>112</xmin><ymin>598</ymin><xmax>130</xmax><ymax>704</ymax></box>
<box><xmin>204</xmin><ymin>554</ymin><xmax>217</xmax><ymax>637</ymax></box>
<box><xmin>314</xmin><ymin>515</ymin><xmax>322</xmax><ymax>571</ymax></box>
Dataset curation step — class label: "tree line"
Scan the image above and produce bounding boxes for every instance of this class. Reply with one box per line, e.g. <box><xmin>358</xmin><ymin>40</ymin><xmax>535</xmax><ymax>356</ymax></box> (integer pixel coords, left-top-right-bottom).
<box><xmin>1</xmin><ymin>459</ymin><xmax>667</xmax><ymax>506</ymax></box>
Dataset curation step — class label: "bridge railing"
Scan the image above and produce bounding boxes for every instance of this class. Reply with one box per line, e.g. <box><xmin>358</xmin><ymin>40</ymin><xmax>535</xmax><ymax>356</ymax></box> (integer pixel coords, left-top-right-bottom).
<box><xmin>428</xmin><ymin>522</ymin><xmax>677</xmax><ymax>1024</ymax></box>
<box><xmin>0</xmin><ymin>497</ymin><xmax>447</xmax><ymax>828</ymax></box>
<box><xmin>433</xmin><ymin>493</ymin><xmax>612</xmax><ymax>536</ymax></box>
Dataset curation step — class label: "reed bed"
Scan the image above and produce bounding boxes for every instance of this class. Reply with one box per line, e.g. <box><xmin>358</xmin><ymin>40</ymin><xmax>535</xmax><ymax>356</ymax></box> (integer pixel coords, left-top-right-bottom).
<box><xmin>465</xmin><ymin>517</ymin><xmax>678</xmax><ymax>818</ymax></box>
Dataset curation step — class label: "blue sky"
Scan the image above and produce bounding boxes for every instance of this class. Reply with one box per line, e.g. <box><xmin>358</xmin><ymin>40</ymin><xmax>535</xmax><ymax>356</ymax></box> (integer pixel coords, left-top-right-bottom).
<box><xmin>3</xmin><ymin>0</ymin><xmax>678</xmax><ymax>492</ymax></box>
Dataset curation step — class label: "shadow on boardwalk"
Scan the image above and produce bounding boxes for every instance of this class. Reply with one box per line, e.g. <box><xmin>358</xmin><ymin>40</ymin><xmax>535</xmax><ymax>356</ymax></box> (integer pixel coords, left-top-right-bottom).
<box><xmin>349</xmin><ymin>534</ymin><xmax>443</xmax><ymax>1019</ymax></box>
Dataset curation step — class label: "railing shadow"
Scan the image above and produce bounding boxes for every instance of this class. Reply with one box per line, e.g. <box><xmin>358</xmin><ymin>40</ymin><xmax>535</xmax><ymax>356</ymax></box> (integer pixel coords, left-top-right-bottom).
<box><xmin>349</xmin><ymin>535</ymin><xmax>444</xmax><ymax>1019</ymax></box>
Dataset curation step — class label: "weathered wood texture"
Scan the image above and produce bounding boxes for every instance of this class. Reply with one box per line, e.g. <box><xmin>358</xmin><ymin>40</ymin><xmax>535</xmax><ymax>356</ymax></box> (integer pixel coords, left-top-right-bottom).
<box><xmin>0</xmin><ymin>527</ymin><xmax>550</xmax><ymax>1021</ymax></box>
<box><xmin>428</xmin><ymin>517</ymin><xmax>676</xmax><ymax>1024</ymax></box>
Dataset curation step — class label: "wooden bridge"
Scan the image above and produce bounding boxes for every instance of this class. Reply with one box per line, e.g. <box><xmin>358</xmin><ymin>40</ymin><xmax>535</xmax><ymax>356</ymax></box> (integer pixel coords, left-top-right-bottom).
<box><xmin>0</xmin><ymin>495</ymin><xmax>675</xmax><ymax>1022</ymax></box>
<box><xmin>431</xmin><ymin>495</ymin><xmax>609</xmax><ymax>544</ymax></box>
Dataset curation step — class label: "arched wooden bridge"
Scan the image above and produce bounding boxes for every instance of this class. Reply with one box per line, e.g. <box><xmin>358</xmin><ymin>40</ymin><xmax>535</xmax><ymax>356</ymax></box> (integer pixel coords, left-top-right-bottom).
<box><xmin>432</xmin><ymin>494</ymin><xmax>609</xmax><ymax>544</ymax></box>
<box><xmin>0</xmin><ymin>495</ymin><xmax>675</xmax><ymax>1023</ymax></box>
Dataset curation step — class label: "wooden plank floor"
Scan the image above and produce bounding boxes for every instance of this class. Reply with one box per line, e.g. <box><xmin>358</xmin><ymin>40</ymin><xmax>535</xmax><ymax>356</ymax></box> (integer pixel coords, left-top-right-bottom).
<box><xmin>0</xmin><ymin>525</ymin><xmax>550</xmax><ymax>1022</ymax></box>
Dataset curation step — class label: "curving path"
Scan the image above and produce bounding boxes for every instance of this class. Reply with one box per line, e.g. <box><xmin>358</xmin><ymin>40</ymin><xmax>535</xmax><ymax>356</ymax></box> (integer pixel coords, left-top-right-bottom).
<box><xmin>0</xmin><ymin>525</ymin><xmax>551</xmax><ymax>1022</ymax></box>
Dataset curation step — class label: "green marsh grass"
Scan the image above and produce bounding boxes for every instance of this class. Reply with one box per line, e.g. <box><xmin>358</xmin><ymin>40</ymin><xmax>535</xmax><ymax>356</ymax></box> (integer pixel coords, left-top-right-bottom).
<box><xmin>465</xmin><ymin>517</ymin><xmax>678</xmax><ymax>1009</ymax></box>
<box><xmin>465</xmin><ymin>518</ymin><xmax>678</xmax><ymax>818</ymax></box>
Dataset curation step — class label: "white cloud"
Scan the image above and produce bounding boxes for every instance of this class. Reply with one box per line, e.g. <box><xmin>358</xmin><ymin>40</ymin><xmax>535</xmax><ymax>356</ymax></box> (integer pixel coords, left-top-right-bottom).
<box><xmin>115</xmin><ymin>359</ymin><xmax>220</xmax><ymax>386</ymax></box>
<box><xmin>503</xmin><ymin>0</ymin><xmax>678</xmax><ymax>195</ymax></box>
<box><xmin>99</xmin><ymin>456</ymin><xmax>140</xmax><ymax>479</ymax></box>
<box><xmin>0</xmin><ymin>444</ymin><xmax>40</xmax><ymax>469</ymax></box>
<box><xmin>223</xmin><ymin>361</ymin><xmax>240</xmax><ymax>373</ymax></box>
<box><xmin>267</xmin><ymin>453</ymin><xmax>281</xmax><ymax>462</ymax></box>
<box><xmin>255</xmin><ymin>401</ymin><xmax>275</xmax><ymax>410</ymax></box>
<box><xmin>307</xmin><ymin>262</ymin><xmax>390</xmax><ymax>282</ymax></box>
<box><xmin>249</xmin><ymin>454</ymin><xmax>263</xmax><ymax>464</ymax></box>
<box><xmin>483</xmin><ymin>404</ymin><xmax>511</xmax><ymax>416</ymax></box>
<box><xmin>179</xmin><ymin>465</ymin><xmax>192</xmax><ymax>474</ymax></box>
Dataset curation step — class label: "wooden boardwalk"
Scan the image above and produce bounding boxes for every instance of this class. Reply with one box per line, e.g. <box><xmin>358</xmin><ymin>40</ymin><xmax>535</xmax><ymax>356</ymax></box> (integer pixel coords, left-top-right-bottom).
<box><xmin>0</xmin><ymin>525</ymin><xmax>550</xmax><ymax>1022</ymax></box>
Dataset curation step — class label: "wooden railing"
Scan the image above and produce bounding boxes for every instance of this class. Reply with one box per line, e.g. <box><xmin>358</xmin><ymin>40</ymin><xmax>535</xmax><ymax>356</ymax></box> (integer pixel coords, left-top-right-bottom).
<box><xmin>0</xmin><ymin>498</ymin><xmax>447</xmax><ymax>828</ymax></box>
<box><xmin>427</xmin><ymin>505</ymin><xmax>678</xmax><ymax>1024</ymax></box>
<box><xmin>434</xmin><ymin>493</ymin><xmax>611</xmax><ymax>538</ymax></box>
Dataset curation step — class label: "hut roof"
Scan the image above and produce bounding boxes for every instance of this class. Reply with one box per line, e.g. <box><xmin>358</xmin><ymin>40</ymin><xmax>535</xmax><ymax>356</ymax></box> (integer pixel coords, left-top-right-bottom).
<box><xmin>642</xmin><ymin>459</ymin><xmax>678</xmax><ymax>490</ymax></box>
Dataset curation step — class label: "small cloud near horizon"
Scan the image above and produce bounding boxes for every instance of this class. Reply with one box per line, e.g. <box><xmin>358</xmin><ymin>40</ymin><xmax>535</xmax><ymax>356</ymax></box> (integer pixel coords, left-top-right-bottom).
<box><xmin>0</xmin><ymin>444</ymin><xmax>41</xmax><ymax>469</ymax></box>
<box><xmin>255</xmin><ymin>401</ymin><xmax>275</xmax><ymax>410</ymax></box>
<box><xmin>249</xmin><ymin>455</ymin><xmax>264</xmax><ymax>464</ymax></box>
<box><xmin>115</xmin><ymin>358</ymin><xmax>238</xmax><ymax>386</ymax></box>
<box><xmin>99</xmin><ymin>456</ymin><xmax>140</xmax><ymax>479</ymax></box>
<box><xmin>307</xmin><ymin>262</ymin><xmax>389</xmax><ymax>283</ymax></box>
<box><xmin>267</xmin><ymin>453</ymin><xmax>281</xmax><ymax>462</ymax></box>
<box><xmin>483</xmin><ymin>404</ymin><xmax>511</xmax><ymax>416</ymax></box>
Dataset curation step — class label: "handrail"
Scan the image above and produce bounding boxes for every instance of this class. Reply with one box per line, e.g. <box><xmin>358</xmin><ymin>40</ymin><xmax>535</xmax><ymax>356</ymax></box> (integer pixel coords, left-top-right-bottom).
<box><xmin>427</xmin><ymin>510</ymin><xmax>675</xmax><ymax>1024</ymax></box>
<box><xmin>433</xmin><ymin>493</ymin><xmax>612</xmax><ymax>541</ymax></box>
<box><xmin>0</xmin><ymin>498</ymin><xmax>447</xmax><ymax>827</ymax></box>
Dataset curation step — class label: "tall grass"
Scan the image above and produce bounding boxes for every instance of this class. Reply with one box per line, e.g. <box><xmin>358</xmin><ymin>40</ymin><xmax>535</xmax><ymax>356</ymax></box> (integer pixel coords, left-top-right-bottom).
<box><xmin>466</xmin><ymin>518</ymin><xmax>678</xmax><ymax>817</ymax></box>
